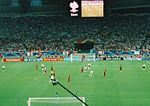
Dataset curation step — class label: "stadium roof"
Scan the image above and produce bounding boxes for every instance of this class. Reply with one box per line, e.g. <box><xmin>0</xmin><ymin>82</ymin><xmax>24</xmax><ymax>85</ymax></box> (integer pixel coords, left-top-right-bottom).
<box><xmin>109</xmin><ymin>0</ymin><xmax>150</xmax><ymax>9</ymax></box>
<box><xmin>0</xmin><ymin>0</ymin><xmax>149</xmax><ymax>14</ymax></box>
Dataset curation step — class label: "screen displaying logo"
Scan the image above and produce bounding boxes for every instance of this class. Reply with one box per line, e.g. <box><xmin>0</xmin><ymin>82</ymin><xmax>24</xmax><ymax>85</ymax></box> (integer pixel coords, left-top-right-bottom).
<box><xmin>69</xmin><ymin>1</ymin><xmax>79</xmax><ymax>16</ymax></box>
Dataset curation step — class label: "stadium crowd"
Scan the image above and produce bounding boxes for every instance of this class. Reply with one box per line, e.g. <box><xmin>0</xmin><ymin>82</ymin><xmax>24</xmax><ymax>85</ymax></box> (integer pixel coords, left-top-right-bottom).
<box><xmin>0</xmin><ymin>15</ymin><xmax>149</xmax><ymax>52</ymax></box>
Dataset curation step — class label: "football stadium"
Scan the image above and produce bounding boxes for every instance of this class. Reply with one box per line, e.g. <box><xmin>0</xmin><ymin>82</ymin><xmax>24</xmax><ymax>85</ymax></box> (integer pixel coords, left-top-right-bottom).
<box><xmin>0</xmin><ymin>0</ymin><xmax>150</xmax><ymax>106</ymax></box>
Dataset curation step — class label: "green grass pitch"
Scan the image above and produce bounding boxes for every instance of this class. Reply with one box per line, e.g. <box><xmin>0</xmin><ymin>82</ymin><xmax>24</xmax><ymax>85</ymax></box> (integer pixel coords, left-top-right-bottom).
<box><xmin>0</xmin><ymin>60</ymin><xmax>150</xmax><ymax>106</ymax></box>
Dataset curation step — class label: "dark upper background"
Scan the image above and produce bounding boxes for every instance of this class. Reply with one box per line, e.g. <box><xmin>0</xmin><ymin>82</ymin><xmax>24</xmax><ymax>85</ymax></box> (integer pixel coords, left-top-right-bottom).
<box><xmin>0</xmin><ymin>0</ymin><xmax>149</xmax><ymax>14</ymax></box>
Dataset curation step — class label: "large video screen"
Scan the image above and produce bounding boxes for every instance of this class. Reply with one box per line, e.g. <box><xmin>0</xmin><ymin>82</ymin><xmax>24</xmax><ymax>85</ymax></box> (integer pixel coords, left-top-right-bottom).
<box><xmin>81</xmin><ymin>0</ymin><xmax>104</xmax><ymax>17</ymax></box>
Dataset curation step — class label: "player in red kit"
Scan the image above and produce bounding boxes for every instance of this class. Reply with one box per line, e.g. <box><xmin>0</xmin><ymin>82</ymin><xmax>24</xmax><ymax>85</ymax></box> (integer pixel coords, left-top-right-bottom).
<box><xmin>80</xmin><ymin>66</ymin><xmax>84</xmax><ymax>73</ymax></box>
<box><xmin>119</xmin><ymin>64</ymin><xmax>123</xmax><ymax>71</ymax></box>
<box><xmin>104</xmin><ymin>69</ymin><xmax>106</xmax><ymax>77</ymax></box>
<box><xmin>67</xmin><ymin>74</ymin><xmax>71</xmax><ymax>83</ymax></box>
<box><xmin>36</xmin><ymin>63</ymin><xmax>38</xmax><ymax>70</ymax></box>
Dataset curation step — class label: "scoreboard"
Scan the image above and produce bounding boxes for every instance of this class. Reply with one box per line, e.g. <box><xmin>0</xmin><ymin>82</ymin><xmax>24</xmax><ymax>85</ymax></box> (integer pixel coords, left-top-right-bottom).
<box><xmin>81</xmin><ymin>0</ymin><xmax>104</xmax><ymax>17</ymax></box>
<box><xmin>69</xmin><ymin>0</ymin><xmax>104</xmax><ymax>17</ymax></box>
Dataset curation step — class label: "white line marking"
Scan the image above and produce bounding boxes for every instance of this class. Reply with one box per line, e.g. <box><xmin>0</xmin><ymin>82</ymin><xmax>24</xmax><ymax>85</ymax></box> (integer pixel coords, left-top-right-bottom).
<box><xmin>146</xmin><ymin>61</ymin><xmax>150</xmax><ymax>65</ymax></box>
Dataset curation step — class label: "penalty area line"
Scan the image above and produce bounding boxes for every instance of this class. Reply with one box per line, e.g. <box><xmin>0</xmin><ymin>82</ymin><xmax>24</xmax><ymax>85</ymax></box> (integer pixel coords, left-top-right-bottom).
<box><xmin>146</xmin><ymin>61</ymin><xmax>150</xmax><ymax>65</ymax></box>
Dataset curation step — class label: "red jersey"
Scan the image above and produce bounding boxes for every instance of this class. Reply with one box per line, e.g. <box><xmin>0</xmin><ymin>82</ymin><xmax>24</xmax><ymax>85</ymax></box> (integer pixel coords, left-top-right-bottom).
<box><xmin>81</xmin><ymin>67</ymin><xmax>84</xmax><ymax>73</ymax></box>
<box><xmin>36</xmin><ymin>64</ymin><xmax>38</xmax><ymax>70</ymax></box>
<box><xmin>104</xmin><ymin>69</ymin><xmax>106</xmax><ymax>77</ymax></box>
<box><xmin>68</xmin><ymin>75</ymin><xmax>71</xmax><ymax>83</ymax></box>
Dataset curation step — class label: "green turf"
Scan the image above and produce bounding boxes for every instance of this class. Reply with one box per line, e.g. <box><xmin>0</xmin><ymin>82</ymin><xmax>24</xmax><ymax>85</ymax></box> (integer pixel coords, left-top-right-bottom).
<box><xmin>0</xmin><ymin>60</ymin><xmax>150</xmax><ymax>106</ymax></box>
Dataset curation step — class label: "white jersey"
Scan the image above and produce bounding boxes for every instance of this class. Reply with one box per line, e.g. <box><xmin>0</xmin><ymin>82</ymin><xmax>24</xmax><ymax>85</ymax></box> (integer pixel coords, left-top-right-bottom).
<box><xmin>90</xmin><ymin>70</ymin><xmax>94</xmax><ymax>74</ymax></box>
<box><xmin>2</xmin><ymin>66</ymin><xmax>5</xmax><ymax>71</ymax></box>
<box><xmin>51</xmin><ymin>75</ymin><xmax>55</xmax><ymax>80</ymax></box>
<box><xmin>89</xmin><ymin>70</ymin><xmax>94</xmax><ymax>77</ymax></box>
<box><xmin>142</xmin><ymin>64</ymin><xmax>146</xmax><ymax>70</ymax></box>
<box><xmin>88</xmin><ymin>63</ymin><xmax>91</xmax><ymax>67</ymax></box>
<box><xmin>51</xmin><ymin>71</ymin><xmax>54</xmax><ymax>75</ymax></box>
<box><xmin>84</xmin><ymin>66</ymin><xmax>87</xmax><ymax>70</ymax></box>
<box><xmin>142</xmin><ymin>64</ymin><xmax>146</xmax><ymax>67</ymax></box>
<box><xmin>2</xmin><ymin>66</ymin><xmax>5</xmax><ymax>69</ymax></box>
<box><xmin>41</xmin><ymin>64</ymin><xmax>44</xmax><ymax>68</ymax></box>
<box><xmin>45</xmin><ymin>67</ymin><xmax>47</xmax><ymax>71</ymax></box>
